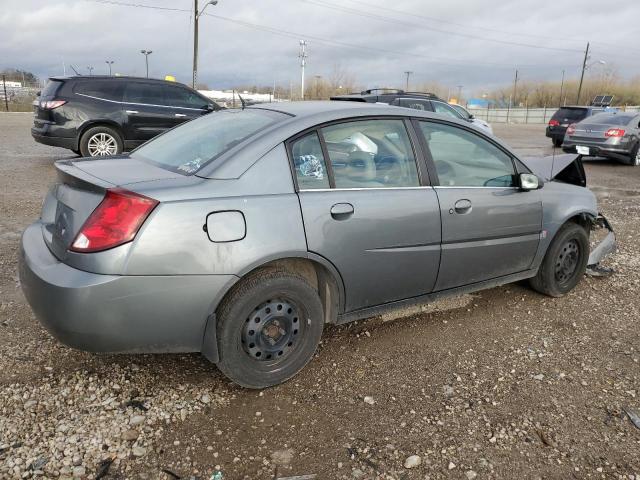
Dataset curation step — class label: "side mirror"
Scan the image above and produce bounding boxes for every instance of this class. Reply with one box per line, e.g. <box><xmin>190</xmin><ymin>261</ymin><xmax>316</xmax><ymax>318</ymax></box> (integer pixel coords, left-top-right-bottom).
<box><xmin>36</xmin><ymin>91</ymin><xmax>41</xmax><ymax>97</ymax></box>
<box><xmin>519</xmin><ymin>173</ymin><xmax>543</xmax><ymax>191</ymax></box>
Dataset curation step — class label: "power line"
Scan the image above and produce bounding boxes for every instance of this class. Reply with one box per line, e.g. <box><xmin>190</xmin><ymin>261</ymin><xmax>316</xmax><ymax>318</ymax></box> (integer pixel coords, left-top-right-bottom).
<box><xmin>298</xmin><ymin>0</ymin><xmax>584</xmax><ymax>53</ymax></box>
<box><xmin>86</xmin><ymin>0</ymin><xmax>581</xmax><ymax>71</ymax></box>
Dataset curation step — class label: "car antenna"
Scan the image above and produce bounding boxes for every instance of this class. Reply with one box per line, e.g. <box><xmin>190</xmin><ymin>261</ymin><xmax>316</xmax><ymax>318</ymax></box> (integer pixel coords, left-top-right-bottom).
<box><xmin>237</xmin><ymin>93</ymin><xmax>246</xmax><ymax>110</ymax></box>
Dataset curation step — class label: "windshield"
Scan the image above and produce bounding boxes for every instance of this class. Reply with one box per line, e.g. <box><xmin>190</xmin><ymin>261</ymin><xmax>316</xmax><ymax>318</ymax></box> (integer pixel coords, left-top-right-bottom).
<box><xmin>585</xmin><ymin>113</ymin><xmax>635</xmax><ymax>126</ymax></box>
<box><xmin>552</xmin><ymin>108</ymin><xmax>588</xmax><ymax>122</ymax></box>
<box><xmin>131</xmin><ymin>109</ymin><xmax>289</xmax><ymax>174</ymax></box>
<box><xmin>450</xmin><ymin>104</ymin><xmax>471</xmax><ymax>119</ymax></box>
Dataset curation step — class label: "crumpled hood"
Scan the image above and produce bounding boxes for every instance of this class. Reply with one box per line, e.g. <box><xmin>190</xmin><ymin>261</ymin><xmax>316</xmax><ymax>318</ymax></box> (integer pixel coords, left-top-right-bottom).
<box><xmin>522</xmin><ymin>154</ymin><xmax>583</xmax><ymax>182</ymax></box>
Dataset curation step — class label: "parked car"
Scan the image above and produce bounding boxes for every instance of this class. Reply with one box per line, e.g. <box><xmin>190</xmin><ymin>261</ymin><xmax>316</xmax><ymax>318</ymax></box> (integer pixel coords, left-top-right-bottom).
<box><xmin>546</xmin><ymin>106</ymin><xmax>608</xmax><ymax>147</ymax></box>
<box><xmin>31</xmin><ymin>76</ymin><xmax>221</xmax><ymax>157</ymax></box>
<box><xmin>331</xmin><ymin>89</ymin><xmax>493</xmax><ymax>134</ymax></box>
<box><xmin>19</xmin><ymin>101</ymin><xmax>615</xmax><ymax>388</ymax></box>
<box><xmin>561</xmin><ymin>112</ymin><xmax>640</xmax><ymax>165</ymax></box>
<box><xmin>447</xmin><ymin>103</ymin><xmax>493</xmax><ymax>135</ymax></box>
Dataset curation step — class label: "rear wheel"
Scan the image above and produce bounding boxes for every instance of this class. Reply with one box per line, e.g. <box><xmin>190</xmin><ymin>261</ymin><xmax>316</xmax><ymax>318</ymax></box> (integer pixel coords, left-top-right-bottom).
<box><xmin>215</xmin><ymin>270</ymin><xmax>324</xmax><ymax>389</ymax></box>
<box><xmin>552</xmin><ymin>138</ymin><xmax>563</xmax><ymax>148</ymax></box>
<box><xmin>79</xmin><ymin>126</ymin><xmax>123</xmax><ymax>157</ymax></box>
<box><xmin>529</xmin><ymin>223</ymin><xmax>589</xmax><ymax>297</ymax></box>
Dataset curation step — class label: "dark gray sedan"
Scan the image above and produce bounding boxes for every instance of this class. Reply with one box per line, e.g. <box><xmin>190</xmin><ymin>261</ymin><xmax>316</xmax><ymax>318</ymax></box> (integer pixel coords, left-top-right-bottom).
<box><xmin>19</xmin><ymin>101</ymin><xmax>615</xmax><ymax>388</ymax></box>
<box><xmin>563</xmin><ymin>111</ymin><xmax>640</xmax><ymax>165</ymax></box>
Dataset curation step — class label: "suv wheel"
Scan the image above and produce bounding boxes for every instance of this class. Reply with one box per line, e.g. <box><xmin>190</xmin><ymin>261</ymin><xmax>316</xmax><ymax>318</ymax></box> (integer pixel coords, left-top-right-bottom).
<box><xmin>80</xmin><ymin>126</ymin><xmax>123</xmax><ymax>157</ymax></box>
<box><xmin>629</xmin><ymin>143</ymin><xmax>640</xmax><ymax>166</ymax></box>
<box><xmin>529</xmin><ymin>223</ymin><xmax>589</xmax><ymax>297</ymax></box>
<box><xmin>215</xmin><ymin>269</ymin><xmax>324</xmax><ymax>389</ymax></box>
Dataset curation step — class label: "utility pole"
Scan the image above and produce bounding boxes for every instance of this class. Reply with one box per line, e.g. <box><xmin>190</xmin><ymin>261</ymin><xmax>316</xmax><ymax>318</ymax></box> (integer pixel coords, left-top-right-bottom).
<box><xmin>511</xmin><ymin>69</ymin><xmax>519</xmax><ymax>108</ymax></box>
<box><xmin>457</xmin><ymin>85</ymin><xmax>463</xmax><ymax>103</ymax></box>
<box><xmin>2</xmin><ymin>75</ymin><xmax>8</xmax><ymax>112</ymax></box>
<box><xmin>299</xmin><ymin>40</ymin><xmax>307</xmax><ymax>100</ymax></box>
<box><xmin>140</xmin><ymin>50</ymin><xmax>152</xmax><ymax>78</ymax></box>
<box><xmin>404</xmin><ymin>71</ymin><xmax>412</xmax><ymax>91</ymax></box>
<box><xmin>576</xmin><ymin>42</ymin><xmax>590</xmax><ymax>105</ymax></box>
<box><xmin>559</xmin><ymin>69</ymin><xmax>565</xmax><ymax>107</ymax></box>
<box><xmin>193</xmin><ymin>0</ymin><xmax>199</xmax><ymax>87</ymax></box>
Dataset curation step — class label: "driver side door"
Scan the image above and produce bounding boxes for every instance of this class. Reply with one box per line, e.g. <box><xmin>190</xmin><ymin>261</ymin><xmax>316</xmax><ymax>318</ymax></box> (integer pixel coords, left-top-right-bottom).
<box><xmin>416</xmin><ymin>120</ymin><xmax>542</xmax><ymax>291</ymax></box>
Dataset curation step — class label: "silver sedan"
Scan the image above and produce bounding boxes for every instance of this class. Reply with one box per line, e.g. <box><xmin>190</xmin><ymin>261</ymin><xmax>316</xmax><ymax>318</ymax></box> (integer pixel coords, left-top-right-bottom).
<box><xmin>19</xmin><ymin>101</ymin><xmax>615</xmax><ymax>388</ymax></box>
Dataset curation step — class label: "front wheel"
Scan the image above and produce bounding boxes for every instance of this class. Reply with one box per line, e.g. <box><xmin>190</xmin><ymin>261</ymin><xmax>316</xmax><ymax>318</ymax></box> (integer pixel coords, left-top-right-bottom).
<box><xmin>529</xmin><ymin>223</ymin><xmax>589</xmax><ymax>297</ymax></box>
<box><xmin>79</xmin><ymin>126</ymin><xmax>123</xmax><ymax>157</ymax></box>
<box><xmin>215</xmin><ymin>270</ymin><xmax>324</xmax><ymax>389</ymax></box>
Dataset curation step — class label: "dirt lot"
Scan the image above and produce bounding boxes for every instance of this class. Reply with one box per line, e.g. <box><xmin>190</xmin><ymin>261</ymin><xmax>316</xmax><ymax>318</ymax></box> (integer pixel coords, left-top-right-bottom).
<box><xmin>1</xmin><ymin>113</ymin><xmax>639</xmax><ymax>480</ymax></box>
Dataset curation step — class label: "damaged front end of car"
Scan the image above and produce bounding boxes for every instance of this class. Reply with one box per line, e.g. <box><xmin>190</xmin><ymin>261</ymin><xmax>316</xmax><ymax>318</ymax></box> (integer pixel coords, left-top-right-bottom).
<box><xmin>586</xmin><ymin>214</ymin><xmax>616</xmax><ymax>276</ymax></box>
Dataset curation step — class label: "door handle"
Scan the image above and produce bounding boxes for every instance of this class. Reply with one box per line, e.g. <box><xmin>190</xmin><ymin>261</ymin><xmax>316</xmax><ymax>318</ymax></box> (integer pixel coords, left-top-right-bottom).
<box><xmin>125</xmin><ymin>110</ymin><xmax>138</xmax><ymax>114</ymax></box>
<box><xmin>453</xmin><ymin>199</ymin><xmax>472</xmax><ymax>214</ymax></box>
<box><xmin>175</xmin><ymin>113</ymin><xmax>187</xmax><ymax>118</ymax></box>
<box><xmin>330</xmin><ymin>202</ymin><xmax>354</xmax><ymax>219</ymax></box>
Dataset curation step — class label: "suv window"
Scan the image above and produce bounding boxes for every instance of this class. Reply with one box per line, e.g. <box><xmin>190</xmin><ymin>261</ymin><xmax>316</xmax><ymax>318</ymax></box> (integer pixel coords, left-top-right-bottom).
<box><xmin>164</xmin><ymin>85</ymin><xmax>209</xmax><ymax>109</ymax></box>
<box><xmin>73</xmin><ymin>81</ymin><xmax>122</xmax><ymax>101</ymax></box>
<box><xmin>419</xmin><ymin>121</ymin><xmax>515</xmax><ymax>187</ymax></box>
<box><xmin>291</xmin><ymin>132</ymin><xmax>330</xmax><ymax>190</ymax></box>
<box><xmin>552</xmin><ymin>107</ymin><xmax>588</xmax><ymax>122</ymax></box>
<box><xmin>320</xmin><ymin>119</ymin><xmax>420</xmax><ymax>188</ymax></box>
<box><xmin>124</xmin><ymin>82</ymin><xmax>165</xmax><ymax>105</ymax></box>
<box><xmin>432</xmin><ymin>101</ymin><xmax>464</xmax><ymax>119</ymax></box>
<box><xmin>396</xmin><ymin>98</ymin><xmax>433</xmax><ymax>111</ymax></box>
<box><xmin>41</xmin><ymin>80</ymin><xmax>63</xmax><ymax>97</ymax></box>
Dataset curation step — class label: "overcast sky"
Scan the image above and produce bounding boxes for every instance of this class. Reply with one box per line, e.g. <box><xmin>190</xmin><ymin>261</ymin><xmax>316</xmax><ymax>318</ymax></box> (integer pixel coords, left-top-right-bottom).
<box><xmin>1</xmin><ymin>0</ymin><xmax>638</xmax><ymax>94</ymax></box>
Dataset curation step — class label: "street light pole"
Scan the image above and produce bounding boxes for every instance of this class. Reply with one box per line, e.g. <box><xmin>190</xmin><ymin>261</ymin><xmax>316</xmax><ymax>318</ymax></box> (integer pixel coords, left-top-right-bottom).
<box><xmin>193</xmin><ymin>0</ymin><xmax>219</xmax><ymax>89</ymax></box>
<box><xmin>140</xmin><ymin>50</ymin><xmax>153</xmax><ymax>78</ymax></box>
<box><xmin>457</xmin><ymin>85</ymin><xmax>463</xmax><ymax>103</ymax></box>
<box><xmin>576</xmin><ymin>42</ymin><xmax>590</xmax><ymax>105</ymax></box>
<box><xmin>87</xmin><ymin>66</ymin><xmax>94</xmax><ymax>76</ymax></box>
<box><xmin>404</xmin><ymin>71</ymin><xmax>412</xmax><ymax>91</ymax></box>
<box><xmin>105</xmin><ymin>60</ymin><xmax>114</xmax><ymax>76</ymax></box>
<box><xmin>299</xmin><ymin>40</ymin><xmax>307</xmax><ymax>100</ymax></box>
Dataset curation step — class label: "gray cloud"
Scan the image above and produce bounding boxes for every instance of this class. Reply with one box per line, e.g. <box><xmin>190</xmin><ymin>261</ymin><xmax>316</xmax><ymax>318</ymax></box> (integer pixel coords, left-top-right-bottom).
<box><xmin>0</xmin><ymin>0</ymin><xmax>638</xmax><ymax>92</ymax></box>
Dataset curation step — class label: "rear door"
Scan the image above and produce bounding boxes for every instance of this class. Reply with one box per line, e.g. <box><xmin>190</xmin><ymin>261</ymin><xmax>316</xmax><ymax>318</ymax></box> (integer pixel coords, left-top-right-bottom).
<box><xmin>416</xmin><ymin>120</ymin><xmax>542</xmax><ymax>291</ymax></box>
<box><xmin>291</xmin><ymin>117</ymin><xmax>441</xmax><ymax>312</ymax></box>
<box><xmin>122</xmin><ymin>82</ymin><xmax>176</xmax><ymax>142</ymax></box>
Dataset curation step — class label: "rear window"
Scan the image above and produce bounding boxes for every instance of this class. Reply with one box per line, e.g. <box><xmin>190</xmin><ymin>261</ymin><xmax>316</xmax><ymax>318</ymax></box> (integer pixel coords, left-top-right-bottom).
<box><xmin>131</xmin><ymin>109</ymin><xmax>289</xmax><ymax>174</ymax></box>
<box><xmin>41</xmin><ymin>80</ymin><xmax>63</xmax><ymax>97</ymax></box>
<box><xmin>73</xmin><ymin>81</ymin><xmax>122</xmax><ymax>101</ymax></box>
<box><xmin>587</xmin><ymin>113</ymin><xmax>635</xmax><ymax>126</ymax></box>
<box><xmin>552</xmin><ymin>108</ymin><xmax>588</xmax><ymax>122</ymax></box>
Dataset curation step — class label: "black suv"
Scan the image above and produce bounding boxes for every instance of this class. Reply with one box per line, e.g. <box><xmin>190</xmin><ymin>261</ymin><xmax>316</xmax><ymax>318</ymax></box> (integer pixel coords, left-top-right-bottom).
<box><xmin>546</xmin><ymin>106</ymin><xmax>608</xmax><ymax>147</ymax></box>
<box><xmin>32</xmin><ymin>76</ymin><xmax>220</xmax><ymax>157</ymax></box>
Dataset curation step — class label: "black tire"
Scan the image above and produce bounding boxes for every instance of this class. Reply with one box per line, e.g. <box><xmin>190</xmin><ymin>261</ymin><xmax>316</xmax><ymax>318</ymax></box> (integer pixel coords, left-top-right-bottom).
<box><xmin>552</xmin><ymin>138</ymin><xmax>563</xmax><ymax>148</ymax></box>
<box><xmin>79</xmin><ymin>125</ymin><xmax>123</xmax><ymax>157</ymax></box>
<box><xmin>529</xmin><ymin>223</ymin><xmax>589</xmax><ymax>297</ymax></box>
<box><xmin>215</xmin><ymin>269</ymin><xmax>324</xmax><ymax>389</ymax></box>
<box><xmin>72</xmin><ymin>149</ymin><xmax>81</xmax><ymax>156</ymax></box>
<box><xmin>628</xmin><ymin>142</ymin><xmax>640</xmax><ymax>166</ymax></box>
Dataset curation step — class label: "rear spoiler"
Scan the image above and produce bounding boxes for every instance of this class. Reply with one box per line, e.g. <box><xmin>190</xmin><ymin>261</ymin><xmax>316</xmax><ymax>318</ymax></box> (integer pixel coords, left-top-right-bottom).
<box><xmin>55</xmin><ymin>160</ymin><xmax>112</xmax><ymax>193</ymax></box>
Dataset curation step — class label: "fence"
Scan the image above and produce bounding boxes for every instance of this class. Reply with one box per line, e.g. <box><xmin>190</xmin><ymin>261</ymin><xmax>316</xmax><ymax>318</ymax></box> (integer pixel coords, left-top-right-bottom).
<box><xmin>468</xmin><ymin>105</ymin><xmax>640</xmax><ymax>124</ymax></box>
<box><xmin>1</xmin><ymin>76</ymin><xmax>42</xmax><ymax>112</ymax></box>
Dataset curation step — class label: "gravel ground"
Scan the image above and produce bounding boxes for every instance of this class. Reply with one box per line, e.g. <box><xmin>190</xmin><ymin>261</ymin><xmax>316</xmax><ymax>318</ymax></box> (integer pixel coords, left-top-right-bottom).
<box><xmin>1</xmin><ymin>114</ymin><xmax>639</xmax><ymax>480</ymax></box>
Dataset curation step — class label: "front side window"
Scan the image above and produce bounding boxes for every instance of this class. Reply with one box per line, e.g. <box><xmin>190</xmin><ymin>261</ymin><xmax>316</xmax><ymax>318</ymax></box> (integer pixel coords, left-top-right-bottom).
<box><xmin>165</xmin><ymin>86</ymin><xmax>209</xmax><ymax>109</ymax></box>
<box><xmin>291</xmin><ymin>132</ymin><xmax>330</xmax><ymax>190</ymax></box>
<box><xmin>419</xmin><ymin>121</ymin><xmax>515</xmax><ymax>187</ymax></box>
<box><xmin>131</xmin><ymin>109</ymin><xmax>288</xmax><ymax>174</ymax></box>
<box><xmin>320</xmin><ymin>119</ymin><xmax>420</xmax><ymax>188</ymax></box>
<box><xmin>124</xmin><ymin>83</ymin><xmax>165</xmax><ymax>105</ymax></box>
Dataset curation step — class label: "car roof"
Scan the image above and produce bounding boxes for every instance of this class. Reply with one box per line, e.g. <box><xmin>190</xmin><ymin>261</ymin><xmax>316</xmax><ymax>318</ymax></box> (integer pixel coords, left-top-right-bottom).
<box><xmin>49</xmin><ymin>75</ymin><xmax>192</xmax><ymax>88</ymax></box>
<box><xmin>198</xmin><ymin>101</ymin><xmax>512</xmax><ymax>179</ymax></box>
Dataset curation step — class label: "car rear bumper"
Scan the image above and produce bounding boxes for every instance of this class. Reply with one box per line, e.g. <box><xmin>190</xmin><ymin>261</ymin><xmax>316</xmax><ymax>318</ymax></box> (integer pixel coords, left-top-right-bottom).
<box><xmin>31</xmin><ymin>127</ymin><xmax>77</xmax><ymax>150</ymax></box>
<box><xmin>562</xmin><ymin>140</ymin><xmax>632</xmax><ymax>160</ymax></box>
<box><xmin>19</xmin><ymin>222</ymin><xmax>237</xmax><ymax>354</ymax></box>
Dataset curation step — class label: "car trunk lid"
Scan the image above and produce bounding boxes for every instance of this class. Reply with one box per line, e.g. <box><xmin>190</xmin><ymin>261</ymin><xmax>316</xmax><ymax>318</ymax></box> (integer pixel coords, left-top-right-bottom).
<box><xmin>42</xmin><ymin>156</ymin><xmax>182</xmax><ymax>260</ymax></box>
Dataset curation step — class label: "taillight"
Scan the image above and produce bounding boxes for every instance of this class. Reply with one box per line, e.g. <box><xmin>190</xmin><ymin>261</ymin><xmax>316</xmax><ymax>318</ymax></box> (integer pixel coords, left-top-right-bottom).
<box><xmin>41</xmin><ymin>100</ymin><xmax>67</xmax><ymax>109</ymax></box>
<box><xmin>566</xmin><ymin>124</ymin><xmax>576</xmax><ymax>135</ymax></box>
<box><xmin>548</xmin><ymin>119</ymin><xmax>560</xmax><ymax>126</ymax></box>
<box><xmin>605</xmin><ymin>128</ymin><xmax>625</xmax><ymax>138</ymax></box>
<box><xmin>70</xmin><ymin>188</ymin><xmax>158</xmax><ymax>253</ymax></box>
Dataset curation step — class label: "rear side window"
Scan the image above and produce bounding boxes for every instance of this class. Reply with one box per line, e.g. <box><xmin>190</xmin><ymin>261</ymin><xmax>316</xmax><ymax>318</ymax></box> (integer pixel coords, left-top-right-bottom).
<box><xmin>291</xmin><ymin>132</ymin><xmax>330</xmax><ymax>190</ymax></box>
<box><xmin>124</xmin><ymin>83</ymin><xmax>165</xmax><ymax>105</ymax></box>
<box><xmin>397</xmin><ymin>98</ymin><xmax>433</xmax><ymax>111</ymax></box>
<box><xmin>163</xmin><ymin>86</ymin><xmax>209</xmax><ymax>109</ymax></box>
<box><xmin>552</xmin><ymin>108</ymin><xmax>588</xmax><ymax>122</ymax></box>
<box><xmin>321</xmin><ymin>119</ymin><xmax>420</xmax><ymax>188</ymax></box>
<box><xmin>73</xmin><ymin>81</ymin><xmax>122</xmax><ymax>101</ymax></box>
<box><xmin>131</xmin><ymin>109</ymin><xmax>288</xmax><ymax>174</ymax></box>
<box><xmin>41</xmin><ymin>80</ymin><xmax>63</xmax><ymax>97</ymax></box>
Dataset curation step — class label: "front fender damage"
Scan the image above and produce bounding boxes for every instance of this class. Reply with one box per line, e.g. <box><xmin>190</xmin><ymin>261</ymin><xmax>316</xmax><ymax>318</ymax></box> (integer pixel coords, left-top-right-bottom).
<box><xmin>586</xmin><ymin>214</ymin><xmax>616</xmax><ymax>276</ymax></box>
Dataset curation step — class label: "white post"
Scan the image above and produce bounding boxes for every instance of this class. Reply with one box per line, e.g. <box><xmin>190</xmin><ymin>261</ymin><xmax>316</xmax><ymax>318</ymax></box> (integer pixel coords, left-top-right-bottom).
<box><xmin>299</xmin><ymin>40</ymin><xmax>307</xmax><ymax>100</ymax></box>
